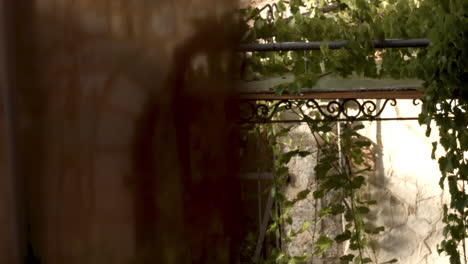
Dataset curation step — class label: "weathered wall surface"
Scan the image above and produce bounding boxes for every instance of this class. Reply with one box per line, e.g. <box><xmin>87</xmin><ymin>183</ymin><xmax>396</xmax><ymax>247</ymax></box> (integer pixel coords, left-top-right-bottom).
<box><xmin>0</xmin><ymin>99</ymin><xmax>22</xmax><ymax>264</ymax></box>
<box><xmin>4</xmin><ymin>1</ymin><xmax>242</xmax><ymax>264</ymax></box>
<box><xmin>358</xmin><ymin>100</ymin><xmax>450</xmax><ymax>264</ymax></box>
<box><xmin>279</xmin><ymin>110</ymin><xmax>343</xmax><ymax>264</ymax></box>
<box><xmin>281</xmin><ymin>100</ymin><xmax>450</xmax><ymax>264</ymax></box>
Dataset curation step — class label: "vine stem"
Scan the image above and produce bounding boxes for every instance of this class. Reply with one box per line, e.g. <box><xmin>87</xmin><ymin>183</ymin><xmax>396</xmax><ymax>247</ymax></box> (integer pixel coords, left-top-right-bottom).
<box><xmin>295</xmin><ymin>104</ymin><xmax>369</xmax><ymax>263</ymax></box>
<box><xmin>270</xmin><ymin>122</ymin><xmax>283</xmax><ymax>251</ymax></box>
<box><xmin>296</xmin><ymin>105</ymin><xmax>345</xmax><ymax>176</ymax></box>
<box><xmin>463</xmin><ymin>178</ymin><xmax>466</xmax><ymax>264</ymax></box>
<box><xmin>310</xmin><ymin>143</ymin><xmax>321</xmax><ymax>264</ymax></box>
<box><xmin>350</xmin><ymin>191</ymin><xmax>365</xmax><ymax>262</ymax></box>
<box><xmin>344</xmin><ymin>154</ymin><xmax>365</xmax><ymax>263</ymax></box>
<box><xmin>455</xmin><ymin>130</ymin><xmax>467</xmax><ymax>264</ymax></box>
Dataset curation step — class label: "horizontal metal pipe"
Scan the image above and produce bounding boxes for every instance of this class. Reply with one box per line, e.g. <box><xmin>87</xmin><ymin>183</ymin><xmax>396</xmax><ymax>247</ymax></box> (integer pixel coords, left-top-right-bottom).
<box><xmin>239</xmin><ymin>39</ymin><xmax>430</xmax><ymax>52</ymax></box>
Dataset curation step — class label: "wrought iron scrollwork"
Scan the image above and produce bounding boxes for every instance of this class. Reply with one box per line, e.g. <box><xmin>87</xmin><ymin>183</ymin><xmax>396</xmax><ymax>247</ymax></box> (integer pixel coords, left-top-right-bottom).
<box><xmin>239</xmin><ymin>99</ymin><xmax>293</xmax><ymax>123</ymax></box>
<box><xmin>413</xmin><ymin>98</ymin><xmax>424</xmax><ymax>106</ymax></box>
<box><xmin>237</xmin><ymin>98</ymin><xmax>420</xmax><ymax>123</ymax></box>
<box><xmin>304</xmin><ymin>99</ymin><xmax>397</xmax><ymax>120</ymax></box>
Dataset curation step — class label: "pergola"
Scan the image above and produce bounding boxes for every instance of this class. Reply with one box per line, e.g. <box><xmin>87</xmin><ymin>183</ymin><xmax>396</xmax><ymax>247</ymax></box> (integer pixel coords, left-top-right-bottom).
<box><xmin>236</xmin><ymin>39</ymin><xmax>427</xmax><ymax>124</ymax></box>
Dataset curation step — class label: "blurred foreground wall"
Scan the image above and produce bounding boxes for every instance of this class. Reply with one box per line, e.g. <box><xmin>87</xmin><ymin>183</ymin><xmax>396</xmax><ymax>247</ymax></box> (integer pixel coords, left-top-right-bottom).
<box><xmin>1</xmin><ymin>0</ymin><xmax>244</xmax><ymax>263</ymax></box>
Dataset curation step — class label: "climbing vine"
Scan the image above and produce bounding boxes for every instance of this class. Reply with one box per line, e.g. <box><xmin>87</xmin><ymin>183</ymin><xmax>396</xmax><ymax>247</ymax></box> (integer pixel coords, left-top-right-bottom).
<box><xmin>239</xmin><ymin>0</ymin><xmax>467</xmax><ymax>263</ymax></box>
<box><xmin>241</xmin><ymin>102</ymin><xmax>394</xmax><ymax>263</ymax></box>
<box><xmin>304</xmin><ymin>120</ymin><xmax>383</xmax><ymax>264</ymax></box>
<box><xmin>417</xmin><ymin>1</ymin><xmax>468</xmax><ymax>264</ymax></box>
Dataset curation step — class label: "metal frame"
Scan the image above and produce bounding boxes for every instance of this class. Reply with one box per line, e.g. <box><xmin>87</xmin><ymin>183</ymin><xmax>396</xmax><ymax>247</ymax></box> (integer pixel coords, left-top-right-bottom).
<box><xmin>237</xmin><ymin>98</ymin><xmax>423</xmax><ymax>123</ymax></box>
<box><xmin>237</xmin><ymin>38</ymin><xmax>428</xmax><ymax>124</ymax></box>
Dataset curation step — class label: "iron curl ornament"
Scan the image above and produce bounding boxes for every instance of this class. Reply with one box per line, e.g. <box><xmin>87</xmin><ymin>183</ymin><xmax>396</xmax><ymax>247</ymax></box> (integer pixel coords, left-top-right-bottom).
<box><xmin>237</xmin><ymin>98</ymin><xmax>421</xmax><ymax>123</ymax></box>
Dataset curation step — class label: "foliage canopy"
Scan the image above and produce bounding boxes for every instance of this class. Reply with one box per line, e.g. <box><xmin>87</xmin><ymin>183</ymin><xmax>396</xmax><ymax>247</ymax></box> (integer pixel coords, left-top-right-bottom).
<box><xmin>239</xmin><ymin>0</ymin><xmax>468</xmax><ymax>263</ymax></box>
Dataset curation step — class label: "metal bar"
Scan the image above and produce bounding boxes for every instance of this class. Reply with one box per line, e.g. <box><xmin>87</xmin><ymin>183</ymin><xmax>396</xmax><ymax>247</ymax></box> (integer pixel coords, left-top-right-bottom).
<box><xmin>253</xmin><ymin>186</ymin><xmax>275</xmax><ymax>263</ymax></box>
<box><xmin>238</xmin><ymin>98</ymin><xmax>423</xmax><ymax>123</ymax></box>
<box><xmin>239</xmin><ymin>39</ymin><xmax>430</xmax><ymax>52</ymax></box>
<box><xmin>246</xmin><ymin>117</ymin><xmax>420</xmax><ymax>124</ymax></box>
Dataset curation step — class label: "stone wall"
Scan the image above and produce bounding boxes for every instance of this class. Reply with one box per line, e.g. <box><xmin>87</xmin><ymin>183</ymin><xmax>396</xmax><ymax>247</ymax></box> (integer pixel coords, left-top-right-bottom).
<box><xmin>278</xmin><ymin>110</ymin><xmax>343</xmax><ymax>264</ymax></box>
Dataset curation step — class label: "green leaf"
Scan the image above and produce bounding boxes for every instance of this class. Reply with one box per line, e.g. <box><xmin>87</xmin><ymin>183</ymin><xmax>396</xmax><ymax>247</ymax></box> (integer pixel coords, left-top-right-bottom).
<box><xmin>365</xmin><ymin>226</ymin><xmax>385</xmax><ymax>234</ymax></box>
<box><xmin>364</xmin><ymin>199</ymin><xmax>377</xmax><ymax>205</ymax></box>
<box><xmin>254</xmin><ymin>19</ymin><xmax>265</xmax><ymax>31</ymax></box>
<box><xmin>315</xmin><ymin>161</ymin><xmax>333</xmax><ymax>180</ymax></box>
<box><xmin>349</xmin><ymin>242</ymin><xmax>359</xmax><ymax>251</ymax></box>
<box><xmin>339</xmin><ymin>254</ymin><xmax>355</xmax><ymax>264</ymax></box>
<box><xmin>439</xmin><ymin>156</ymin><xmax>454</xmax><ymax>174</ymax></box>
<box><xmin>277</xmin><ymin>0</ymin><xmax>287</xmax><ymax>12</ymax></box>
<box><xmin>380</xmin><ymin>259</ymin><xmax>398</xmax><ymax>263</ymax></box>
<box><xmin>353</xmin><ymin>124</ymin><xmax>365</xmax><ymax>131</ymax></box>
<box><xmin>320</xmin><ymin>206</ymin><xmax>332</xmax><ymax>217</ymax></box>
<box><xmin>356</xmin><ymin>206</ymin><xmax>370</xmax><ymax>214</ymax></box>
<box><xmin>292</xmin><ymin>253</ymin><xmax>309</xmax><ymax>262</ymax></box>
<box><xmin>276</xmin><ymin>126</ymin><xmax>294</xmax><ymax>138</ymax></box>
<box><xmin>447</xmin><ymin>176</ymin><xmax>458</xmax><ymax>195</ymax></box>
<box><xmin>355</xmin><ymin>140</ymin><xmax>371</xmax><ymax>148</ymax></box>
<box><xmin>313</xmin><ymin>235</ymin><xmax>334</xmax><ymax>256</ymax></box>
<box><xmin>247</xmin><ymin>7</ymin><xmax>261</xmax><ymax>19</ymax></box>
<box><xmin>335</xmin><ymin>230</ymin><xmax>352</xmax><ymax>243</ymax></box>
<box><xmin>274</xmin><ymin>84</ymin><xmax>286</xmax><ymax>95</ymax></box>
<box><xmin>303</xmin><ymin>114</ymin><xmax>314</xmax><ymax>124</ymax></box>
<box><xmin>330</xmin><ymin>204</ymin><xmax>346</xmax><ymax>215</ymax></box>
<box><xmin>278</xmin><ymin>150</ymin><xmax>312</xmax><ymax>164</ymax></box>
<box><xmin>431</xmin><ymin>141</ymin><xmax>437</xmax><ymax>159</ymax></box>
<box><xmin>267</xmin><ymin>222</ymin><xmax>278</xmax><ymax>234</ymax></box>
<box><xmin>344</xmin><ymin>210</ymin><xmax>354</xmax><ymax>222</ymax></box>
<box><xmin>289</xmin><ymin>0</ymin><xmax>304</xmax><ymax>14</ymax></box>
<box><xmin>320</xmin><ymin>43</ymin><xmax>329</xmax><ymax>56</ymax></box>
<box><xmin>313</xmin><ymin>189</ymin><xmax>325</xmax><ymax>199</ymax></box>
<box><xmin>276</xmin><ymin>252</ymin><xmax>286</xmax><ymax>262</ymax></box>
<box><xmin>278</xmin><ymin>150</ymin><xmax>298</xmax><ymax>164</ymax></box>
<box><xmin>300</xmin><ymin>221</ymin><xmax>311</xmax><ymax>232</ymax></box>
<box><xmin>351</xmin><ymin>176</ymin><xmax>366</xmax><ymax>189</ymax></box>
<box><xmin>296</xmin><ymin>73</ymin><xmax>319</xmax><ymax>88</ymax></box>
<box><xmin>276</xmin><ymin>166</ymin><xmax>289</xmax><ymax>177</ymax></box>
<box><xmin>296</xmin><ymin>189</ymin><xmax>310</xmax><ymax>200</ymax></box>
<box><xmin>298</xmin><ymin>151</ymin><xmax>312</xmax><ymax>157</ymax></box>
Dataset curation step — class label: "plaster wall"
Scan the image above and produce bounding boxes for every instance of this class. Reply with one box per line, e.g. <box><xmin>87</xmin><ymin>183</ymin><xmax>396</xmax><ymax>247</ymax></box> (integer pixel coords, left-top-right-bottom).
<box><xmin>281</xmin><ymin>100</ymin><xmax>451</xmax><ymax>264</ymax></box>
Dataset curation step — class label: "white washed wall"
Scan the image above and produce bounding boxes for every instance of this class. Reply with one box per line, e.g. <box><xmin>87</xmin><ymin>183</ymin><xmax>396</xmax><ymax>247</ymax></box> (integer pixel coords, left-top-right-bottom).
<box><xmin>357</xmin><ymin>100</ymin><xmax>450</xmax><ymax>264</ymax></box>
<box><xmin>282</xmin><ymin>100</ymin><xmax>451</xmax><ymax>264</ymax></box>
